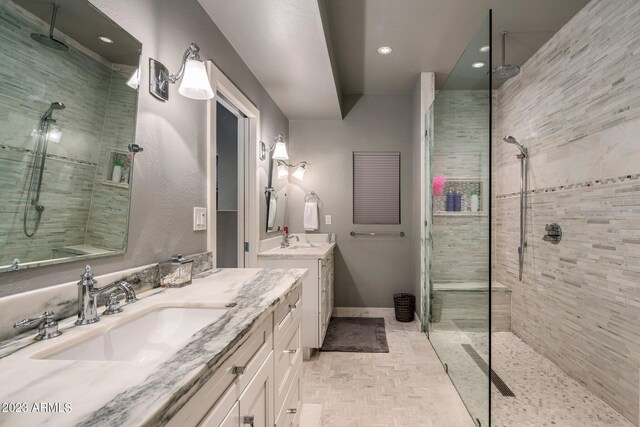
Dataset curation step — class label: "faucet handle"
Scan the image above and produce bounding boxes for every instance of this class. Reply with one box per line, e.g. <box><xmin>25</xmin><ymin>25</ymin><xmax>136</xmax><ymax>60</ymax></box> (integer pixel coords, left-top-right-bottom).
<box><xmin>103</xmin><ymin>292</ymin><xmax>123</xmax><ymax>316</ymax></box>
<box><xmin>14</xmin><ymin>311</ymin><xmax>62</xmax><ymax>340</ymax></box>
<box><xmin>78</xmin><ymin>265</ymin><xmax>97</xmax><ymax>287</ymax></box>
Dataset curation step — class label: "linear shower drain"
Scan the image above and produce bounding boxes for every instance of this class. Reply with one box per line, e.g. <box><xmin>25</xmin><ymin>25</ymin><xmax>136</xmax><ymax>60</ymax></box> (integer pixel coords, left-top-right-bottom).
<box><xmin>462</xmin><ymin>344</ymin><xmax>515</xmax><ymax>397</ymax></box>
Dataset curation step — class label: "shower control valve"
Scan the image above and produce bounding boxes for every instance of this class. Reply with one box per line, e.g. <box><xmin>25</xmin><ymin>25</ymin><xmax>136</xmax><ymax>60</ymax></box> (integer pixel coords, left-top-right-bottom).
<box><xmin>543</xmin><ymin>223</ymin><xmax>562</xmax><ymax>244</ymax></box>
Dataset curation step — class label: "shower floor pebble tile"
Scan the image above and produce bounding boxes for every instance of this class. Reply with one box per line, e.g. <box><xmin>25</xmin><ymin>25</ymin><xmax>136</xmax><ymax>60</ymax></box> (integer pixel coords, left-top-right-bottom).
<box><xmin>302</xmin><ymin>312</ymin><xmax>475</xmax><ymax>427</ymax></box>
<box><xmin>492</xmin><ymin>332</ymin><xmax>634</xmax><ymax>427</ymax></box>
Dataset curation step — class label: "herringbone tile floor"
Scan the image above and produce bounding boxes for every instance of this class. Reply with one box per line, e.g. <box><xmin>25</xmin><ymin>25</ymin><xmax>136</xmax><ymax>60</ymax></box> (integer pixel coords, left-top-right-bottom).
<box><xmin>302</xmin><ymin>309</ymin><xmax>475</xmax><ymax>427</ymax></box>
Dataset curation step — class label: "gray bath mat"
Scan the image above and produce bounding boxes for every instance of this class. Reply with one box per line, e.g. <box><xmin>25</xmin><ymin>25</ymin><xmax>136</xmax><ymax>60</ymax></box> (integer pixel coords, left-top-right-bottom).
<box><xmin>321</xmin><ymin>317</ymin><xmax>389</xmax><ymax>353</ymax></box>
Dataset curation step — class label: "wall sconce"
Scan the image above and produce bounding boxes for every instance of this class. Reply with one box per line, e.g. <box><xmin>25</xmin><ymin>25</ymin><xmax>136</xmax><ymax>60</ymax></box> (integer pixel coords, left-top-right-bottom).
<box><xmin>149</xmin><ymin>43</ymin><xmax>214</xmax><ymax>101</ymax></box>
<box><xmin>276</xmin><ymin>160</ymin><xmax>308</xmax><ymax>181</ymax></box>
<box><xmin>260</xmin><ymin>134</ymin><xmax>289</xmax><ymax>161</ymax></box>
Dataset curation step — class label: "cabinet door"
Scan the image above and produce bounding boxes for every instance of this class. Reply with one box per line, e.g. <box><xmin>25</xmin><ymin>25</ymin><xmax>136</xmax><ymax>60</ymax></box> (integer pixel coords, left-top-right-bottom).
<box><xmin>239</xmin><ymin>352</ymin><xmax>274</xmax><ymax>427</ymax></box>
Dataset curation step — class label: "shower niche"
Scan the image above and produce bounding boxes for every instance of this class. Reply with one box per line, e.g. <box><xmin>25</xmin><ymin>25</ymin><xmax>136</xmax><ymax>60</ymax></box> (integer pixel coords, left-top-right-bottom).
<box><xmin>433</xmin><ymin>178</ymin><xmax>488</xmax><ymax>216</ymax></box>
<box><xmin>0</xmin><ymin>0</ymin><xmax>142</xmax><ymax>272</ymax></box>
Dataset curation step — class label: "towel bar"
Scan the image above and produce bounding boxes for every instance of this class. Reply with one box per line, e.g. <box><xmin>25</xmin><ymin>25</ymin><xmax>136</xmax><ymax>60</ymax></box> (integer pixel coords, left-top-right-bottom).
<box><xmin>350</xmin><ymin>231</ymin><xmax>405</xmax><ymax>237</ymax></box>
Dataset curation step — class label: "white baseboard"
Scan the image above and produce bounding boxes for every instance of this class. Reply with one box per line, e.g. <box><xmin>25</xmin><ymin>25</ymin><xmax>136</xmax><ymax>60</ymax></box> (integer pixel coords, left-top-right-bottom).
<box><xmin>332</xmin><ymin>307</ymin><xmax>395</xmax><ymax>317</ymax></box>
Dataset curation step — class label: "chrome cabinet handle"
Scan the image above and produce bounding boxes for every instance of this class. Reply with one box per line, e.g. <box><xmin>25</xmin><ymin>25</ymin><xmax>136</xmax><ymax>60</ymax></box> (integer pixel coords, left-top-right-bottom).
<box><xmin>283</xmin><ymin>349</ymin><xmax>297</xmax><ymax>354</ymax></box>
<box><xmin>242</xmin><ymin>415</ymin><xmax>254</xmax><ymax>426</ymax></box>
<box><xmin>287</xmin><ymin>408</ymin><xmax>297</xmax><ymax>414</ymax></box>
<box><xmin>232</xmin><ymin>366</ymin><xmax>246</xmax><ymax>375</ymax></box>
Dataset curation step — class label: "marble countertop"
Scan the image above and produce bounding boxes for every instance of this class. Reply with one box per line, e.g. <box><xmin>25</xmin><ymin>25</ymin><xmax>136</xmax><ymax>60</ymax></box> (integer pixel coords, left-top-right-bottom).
<box><xmin>0</xmin><ymin>268</ymin><xmax>307</xmax><ymax>426</ymax></box>
<box><xmin>258</xmin><ymin>242</ymin><xmax>335</xmax><ymax>260</ymax></box>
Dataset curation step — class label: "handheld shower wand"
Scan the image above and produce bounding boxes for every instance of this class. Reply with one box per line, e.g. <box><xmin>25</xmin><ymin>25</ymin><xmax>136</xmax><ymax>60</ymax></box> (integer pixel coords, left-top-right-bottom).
<box><xmin>504</xmin><ymin>135</ymin><xmax>527</xmax><ymax>281</ymax></box>
<box><xmin>23</xmin><ymin>102</ymin><xmax>66</xmax><ymax>237</ymax></box>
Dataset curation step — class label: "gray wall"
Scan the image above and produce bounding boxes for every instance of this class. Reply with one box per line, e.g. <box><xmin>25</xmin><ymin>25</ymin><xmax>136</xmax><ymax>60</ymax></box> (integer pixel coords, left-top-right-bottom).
<box><xmin>494</xmin><ymin>0</ymin><xmax>640</xmax><ymax>424</ymax></box>
<box><xmin>288</xmin><ymin>94</ymin><xmax>413</xmax><ymax>308</ymax></box>
<box><xmin>0</xmin><ymin>0</ymin><xmax>288</xmax><ymax>296</ymax></box>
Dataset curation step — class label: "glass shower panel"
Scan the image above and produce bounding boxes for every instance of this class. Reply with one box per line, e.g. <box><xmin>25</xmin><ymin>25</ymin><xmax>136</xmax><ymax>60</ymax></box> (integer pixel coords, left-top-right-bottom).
<box><xmin>425</xmin><ymin>13</ymin><xmax>491</xmax><ymax>426</ymax></box>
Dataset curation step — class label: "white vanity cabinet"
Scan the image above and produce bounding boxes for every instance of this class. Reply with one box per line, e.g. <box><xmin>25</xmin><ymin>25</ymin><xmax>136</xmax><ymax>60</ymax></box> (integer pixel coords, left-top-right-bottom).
<box><xmin>258</xmin><ymin>248</ymin><xmax>334</xmax><ymax>351</ymax></box>
<box><xmin>168</xmin><ymin>282</ymin><xmax>302</xmax><ymax>427</ymax></box>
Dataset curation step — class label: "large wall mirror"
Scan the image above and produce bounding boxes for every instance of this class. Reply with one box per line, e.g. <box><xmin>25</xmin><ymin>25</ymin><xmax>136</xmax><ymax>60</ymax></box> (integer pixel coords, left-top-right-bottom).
<box><xmin>0</xmin><ymin>0</ymin><xmax>142</xmax><ymax>272</ymax></box>
<box><xmin>266</xmin><ymin>160</ymin><xmax>287</xmax><ymax>233</ymax></box>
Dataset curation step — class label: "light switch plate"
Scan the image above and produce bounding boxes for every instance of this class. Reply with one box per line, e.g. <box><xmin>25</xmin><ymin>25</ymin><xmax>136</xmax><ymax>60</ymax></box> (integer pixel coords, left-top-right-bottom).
<box><xmin>193</xmin><ymin>207</ymin><xmax>207</xmax><ymax>231</ymax></box>
<box><xmin>325</xmin><ymin>215</ymin><xmax>332</xmax><ymax>225</ymax></box>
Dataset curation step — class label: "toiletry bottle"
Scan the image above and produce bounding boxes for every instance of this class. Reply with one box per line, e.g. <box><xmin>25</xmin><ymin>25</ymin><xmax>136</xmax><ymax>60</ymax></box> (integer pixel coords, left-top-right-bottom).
<box><xmin>112</xmin><ymin>160</ymin><xmax>122</xmax><ymax>183</ymax></box>
<box><xmin>446</xmin><ymin>189</ymin><xmax>454</xmax><ymax>212</ymax></box>
<box><xmin>454</xmin><ymin>188</ymin><xmax>462</xmax><ymax>211</ymax></box>
<box><xmin>470</xmin><ymin>190</ymin><xmax>479</xmax><ymax>212</ymax></box>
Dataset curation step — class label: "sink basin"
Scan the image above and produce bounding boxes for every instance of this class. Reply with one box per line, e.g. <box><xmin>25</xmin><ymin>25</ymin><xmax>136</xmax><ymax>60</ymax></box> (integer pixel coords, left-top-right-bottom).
<box><xmin>286</xmin><ymin>244</ymin><xmax>315</xmax><ymax>249</ymax></box>
<box><xmin>43</xmin><ymin>307</ymin><xmax>228</xmax><ymax>362</ymax></box>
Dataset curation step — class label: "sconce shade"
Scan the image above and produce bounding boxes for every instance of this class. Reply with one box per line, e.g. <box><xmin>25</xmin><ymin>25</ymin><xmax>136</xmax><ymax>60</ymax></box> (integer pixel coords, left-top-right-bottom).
<box><xmin>277</xmin><ymin>164</ymin><xmax>289</xmax><ymax>179</ymax></box>
<box><xmin>272</xmin><ymin>141</ymin><xmax>289</xmax><ymax>160</ymax></box>
<box><xmin>178</xmin><ymin>59</ymin><xmax>214</xmax><ymax>100</ymax></box>
<box><xmin>292</xmin><ymin>165</ymin><xmax>306</xmax><ymax>180</ymax></box>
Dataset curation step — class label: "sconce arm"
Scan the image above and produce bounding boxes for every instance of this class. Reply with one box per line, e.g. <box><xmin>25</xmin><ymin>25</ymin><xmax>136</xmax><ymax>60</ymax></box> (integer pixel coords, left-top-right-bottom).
<box><xmin>167</xmin><ymin>43</ymin><xmax>201</xmax><ymax>84</ymax></box>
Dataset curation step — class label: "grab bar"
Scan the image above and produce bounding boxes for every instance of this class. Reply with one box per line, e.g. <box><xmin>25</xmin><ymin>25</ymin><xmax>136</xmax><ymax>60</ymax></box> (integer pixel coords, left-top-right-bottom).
<box><xmin>350</xmin><ymin>231</ymin><xmax>405</xmax><ymax>237</ymax></box>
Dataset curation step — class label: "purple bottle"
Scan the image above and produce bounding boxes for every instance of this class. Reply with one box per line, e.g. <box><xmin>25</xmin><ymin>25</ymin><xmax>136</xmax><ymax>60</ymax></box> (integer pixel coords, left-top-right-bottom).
<box><xmin>454</xmin><ymin>189</ymin><xmax>462</xmax><ymax>211</ymax></box>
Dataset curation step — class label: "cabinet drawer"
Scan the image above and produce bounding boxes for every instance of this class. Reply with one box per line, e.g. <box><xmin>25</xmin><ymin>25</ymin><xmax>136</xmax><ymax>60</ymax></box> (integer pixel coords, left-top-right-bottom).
<box><xmin>167</xmin><ymin>315</ymin><xmax>272</xmax><ymax>427</ymax></box>
<box><xmin>274</xmin><ymin>312</ymin><xmax>302</xmax><ymax>412</ymax></box>
<box><xmin>274</xmin><ymin>284</ymin><xmax>301</xmax><ymax>345</ymax></box>
<box><xmin>275</xmin><ymin>361</ymin><xmax>302</xmax><ymax>427</ymax></box>
<box><xmin>198</xmin><ymin>385</ymin><xmax>239</xmax><ymax>427</ymax></box>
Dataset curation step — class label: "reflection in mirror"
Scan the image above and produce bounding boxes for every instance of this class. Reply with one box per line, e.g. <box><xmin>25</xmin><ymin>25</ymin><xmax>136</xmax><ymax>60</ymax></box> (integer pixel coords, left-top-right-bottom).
<box><xmin>0</xmin><ymin>0</ymin><xmax>142</xmax><ymax>272</ymax></box>
<box><xmin>266</xmin><ymin>160</ymin><xmax>287</xmax><ymax>233</ymax></box>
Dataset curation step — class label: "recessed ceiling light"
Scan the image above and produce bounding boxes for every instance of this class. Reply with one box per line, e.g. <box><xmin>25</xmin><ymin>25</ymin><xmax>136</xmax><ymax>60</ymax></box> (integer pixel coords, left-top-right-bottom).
<box><xmin>472</xmin><ymin>61</ymin><xmax>486</xmax><ymax>69</ymax></box>
<box><xmin>377</xmin><ymin>46</ymin><xmax>393</xmax><ymax>55</ymax></box>
<box><xmin>479</xmin><ymin>45</ymin><xmax>490</xmax><ymax>53</ymax></box>
<box><xmin>98</xmin><ymin>35</ymin><xmax>114</xmax><ymax>44</ymax></box>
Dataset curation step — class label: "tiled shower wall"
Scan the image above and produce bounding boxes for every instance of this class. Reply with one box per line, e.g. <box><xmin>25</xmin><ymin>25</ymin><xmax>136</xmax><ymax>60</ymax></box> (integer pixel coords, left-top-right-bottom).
<box><xmin>432</xmin><ymin>90</ymin><xmax>489</xmax><ymax>283</ymax></box>
<box><xmin>85</xmin><ymin>70</ymin><xmax>137</xmax><ymax>250</ymax></box>
<box><xmin>494</xmin><ymin>1</ymin><xmax>640</xmax><ymax>424</ymax></box>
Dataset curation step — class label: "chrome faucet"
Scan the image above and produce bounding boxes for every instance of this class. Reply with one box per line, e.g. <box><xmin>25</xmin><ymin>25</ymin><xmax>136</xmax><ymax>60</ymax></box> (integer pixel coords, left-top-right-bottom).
<box><xmin>76</xmin><ymin>265</ymin><xmax>137</xmax><ymax>325</ymax></box>
<box><xmin>280</xmin><ymin>233</ymin><xmax>299</xmax><ymax>248</ymax></box>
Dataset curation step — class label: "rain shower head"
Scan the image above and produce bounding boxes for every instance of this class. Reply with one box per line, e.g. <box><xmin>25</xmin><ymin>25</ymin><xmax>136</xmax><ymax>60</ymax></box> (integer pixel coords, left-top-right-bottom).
<box><xmin>31</xmin><ymin>4</ymin><xmax>69</xmax><ymax>52</ymax></box>
<box><xmin>492</xmin><ymin>31</ymin><xmax>520</xmax><ymax>80</ymax></box>
<box><xmin>503</xmin><ymin>135</ymin><xmax>527</xmax><ymax>157</ymax></box>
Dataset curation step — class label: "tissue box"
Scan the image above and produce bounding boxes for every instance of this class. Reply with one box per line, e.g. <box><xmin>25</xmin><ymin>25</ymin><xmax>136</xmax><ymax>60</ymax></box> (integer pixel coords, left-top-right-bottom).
<box><xmin>159</xmin><ymin>254</ymin><xmax>194</xmax><ymax>288</ymax></box>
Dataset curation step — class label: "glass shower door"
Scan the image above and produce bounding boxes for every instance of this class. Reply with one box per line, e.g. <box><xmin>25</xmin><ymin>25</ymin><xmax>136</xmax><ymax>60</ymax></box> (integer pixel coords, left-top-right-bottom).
<box><xmin>425</xmin><ymin>12</ymin><xmax>491</xmax><ymax>427</ymax></box>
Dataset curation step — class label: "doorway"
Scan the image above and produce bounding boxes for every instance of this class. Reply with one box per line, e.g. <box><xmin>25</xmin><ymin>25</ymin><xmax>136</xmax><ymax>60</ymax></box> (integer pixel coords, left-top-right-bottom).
<box><xmin>216</xmin><ymin>97</ymin><xmax>249</xmax><ymax>268</ymax></box>
<box><xmin>207</xmin><ymin>61</ymin><xmax>261</xmax><ymax>269</ymax></box>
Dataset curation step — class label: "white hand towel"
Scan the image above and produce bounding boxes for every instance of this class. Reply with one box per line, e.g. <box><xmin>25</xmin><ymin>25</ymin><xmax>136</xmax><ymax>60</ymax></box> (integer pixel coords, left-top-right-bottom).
<box><xmin>304</xmin><ymin>201</ymin><xmax>319</xmax><ymax>231</ymax></box>
<box><xmin>267</xmin><ymin>197</ymin><xmax>277</xmax><ymax>228</ymax></box>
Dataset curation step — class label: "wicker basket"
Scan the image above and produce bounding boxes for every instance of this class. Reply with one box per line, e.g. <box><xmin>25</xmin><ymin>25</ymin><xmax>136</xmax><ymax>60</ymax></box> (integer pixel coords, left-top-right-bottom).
<box><xmin>393</xmin><ymin>293</ymin><xmax>415</xmax><ymax>322</ymax></box>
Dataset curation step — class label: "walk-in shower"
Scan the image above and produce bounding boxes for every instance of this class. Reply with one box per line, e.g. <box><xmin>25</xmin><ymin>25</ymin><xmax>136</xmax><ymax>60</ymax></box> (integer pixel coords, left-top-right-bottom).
<box><xmin>23</xmin><ymin>102</ymin><xmax>66</xmax><ymax>237</ymax></box>
<box><xmin>503</xmin><ymin>135</ymin><xmax>527</xmax><ymax>280</ymax></box>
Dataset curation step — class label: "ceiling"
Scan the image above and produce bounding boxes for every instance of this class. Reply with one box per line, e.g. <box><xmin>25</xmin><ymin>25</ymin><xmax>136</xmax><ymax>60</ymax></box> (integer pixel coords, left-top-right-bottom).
<box><xmin>13</xmin><ymin>0</ymin><xmax>141</xmax><ymax>66</ymax></box>
<box><xmin>199</xmin><ymin>0</ymin><xmax>343</xmax><ymax>120</ymax></box>
<box><xmin>326</xmin><ymin>0</ymin><xmax>590</xmax><ymax>93</ymax></box>
<box><xmin>199</xmin><ymin>0</ymin><xmax>588</xmax><ymax>119</ymax></box>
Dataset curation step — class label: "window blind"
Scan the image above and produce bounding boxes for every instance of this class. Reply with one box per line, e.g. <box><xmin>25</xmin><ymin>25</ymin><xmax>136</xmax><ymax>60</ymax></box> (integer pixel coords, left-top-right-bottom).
<box><xmin>353</xmin><ymin>151</ymin><xmax>400</xmax><ymax>224</ymax></box>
